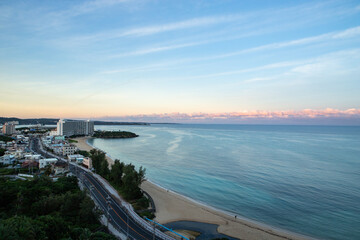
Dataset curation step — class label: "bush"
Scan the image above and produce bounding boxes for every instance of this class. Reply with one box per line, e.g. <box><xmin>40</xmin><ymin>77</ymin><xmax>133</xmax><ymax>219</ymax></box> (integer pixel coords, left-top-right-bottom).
<box><xmin>138</xmin><ymin>210</ymin><xmax>155</xmax><ymax>220</ymax></box>
<box><xmin>135</xmin><ymin>196</ymin><xmax>149</xmax><ymax>209</ymax></box>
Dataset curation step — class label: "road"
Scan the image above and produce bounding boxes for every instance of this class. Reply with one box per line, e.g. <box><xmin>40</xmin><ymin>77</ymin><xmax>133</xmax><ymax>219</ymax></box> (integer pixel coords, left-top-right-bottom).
<box><xmin>30</xmin><ymin>136</ymin><xmax>174</xmax><ymax>240</ymax></box>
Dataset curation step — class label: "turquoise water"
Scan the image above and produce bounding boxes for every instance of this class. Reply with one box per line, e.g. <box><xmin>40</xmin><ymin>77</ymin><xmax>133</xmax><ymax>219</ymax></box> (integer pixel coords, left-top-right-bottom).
<box><xmin>88</xmin><ymin>124</ymin><xmax>360</xmax><ymax>240</ymax></box>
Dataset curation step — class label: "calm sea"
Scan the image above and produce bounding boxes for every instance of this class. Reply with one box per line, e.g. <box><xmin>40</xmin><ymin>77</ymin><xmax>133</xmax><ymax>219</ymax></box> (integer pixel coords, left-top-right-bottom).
<box><xmin>88</xmin><ymin>124</ymin><xmax>360</xmax><ymax>240</ymax></box>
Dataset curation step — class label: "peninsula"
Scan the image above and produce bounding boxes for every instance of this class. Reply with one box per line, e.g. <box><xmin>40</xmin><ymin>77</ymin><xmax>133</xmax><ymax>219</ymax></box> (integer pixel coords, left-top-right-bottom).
<box><xmin>93</xmin><ymin>130</ymin><xmax>139</xmax><ymax>139</ymax></box>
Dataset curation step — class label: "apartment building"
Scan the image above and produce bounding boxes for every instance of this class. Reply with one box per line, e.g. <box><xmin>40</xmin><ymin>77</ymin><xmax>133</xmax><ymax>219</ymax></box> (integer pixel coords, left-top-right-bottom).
<box><xmin>2</xmin><ymin>121</ymin><xmax>17</xmax><ymax>135</ymax></box>
<box><xmin>62</xmin><ymin>145</ymin><xmax>77</xmax><ymax>156</ymax></box>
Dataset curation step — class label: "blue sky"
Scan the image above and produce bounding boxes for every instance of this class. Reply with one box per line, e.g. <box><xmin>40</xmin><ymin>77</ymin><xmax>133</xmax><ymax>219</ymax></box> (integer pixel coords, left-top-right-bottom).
<box><xmin>0</xmin><ymin>0</ymin><xmax>360</xmax><ymax>123</ymax></box>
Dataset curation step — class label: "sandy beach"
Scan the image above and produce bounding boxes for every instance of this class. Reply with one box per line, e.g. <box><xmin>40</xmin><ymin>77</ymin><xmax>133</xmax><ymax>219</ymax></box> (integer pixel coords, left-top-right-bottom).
<box><xmin>74</xmin><ymin>137</ymin><xmax>309</xmax><ymax>240</ymax></box>
<box><xmin>73</xmin><ymin>137</ymin><xmax>114</xmax><ymax>166</ymax></box>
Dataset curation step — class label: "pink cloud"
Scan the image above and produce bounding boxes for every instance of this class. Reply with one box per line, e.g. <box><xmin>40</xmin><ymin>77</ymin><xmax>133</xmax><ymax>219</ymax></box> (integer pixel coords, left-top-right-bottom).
<box><xmin>96</xmin><ymin>108</ymin><xmax>360</xmax><ymax>125</ymax></box>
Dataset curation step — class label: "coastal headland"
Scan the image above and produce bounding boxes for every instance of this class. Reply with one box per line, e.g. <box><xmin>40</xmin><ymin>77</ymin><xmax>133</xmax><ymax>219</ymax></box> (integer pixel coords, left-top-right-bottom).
<box><xmin>74</xmin><ymin>137</ymin><xmax>309</xmax><ymax>240</ymax></box>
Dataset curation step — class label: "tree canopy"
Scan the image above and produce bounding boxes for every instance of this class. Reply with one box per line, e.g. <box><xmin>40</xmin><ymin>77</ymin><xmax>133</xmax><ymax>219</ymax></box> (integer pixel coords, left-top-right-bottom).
<box><xmin>0</xmin><ymin>176</ymin><xmax>116</xmax><ymax>240</ymax></box>
<box><xmin>93</xmin><ymin>130</ymin><xmax>138</xmax><ymax>139</ymax></box>
<box><xmin>90</xmin><ymin>149</ymin><xmax>146</xmax><ymax>200</ymax></box>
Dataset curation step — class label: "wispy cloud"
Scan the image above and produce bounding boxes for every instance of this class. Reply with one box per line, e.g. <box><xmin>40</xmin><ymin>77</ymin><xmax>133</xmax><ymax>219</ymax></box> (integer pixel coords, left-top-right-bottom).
<box><xmin>203</xmin><ymin>26</ymin><xmax>360</xmax><ymax>60</ymax></box>
<box><xmin>4</xmin><ymin>0</ymin><xmax>131</xmax><ymax>31</ymax></box>
<box><xmin>54</xmin><ymin>1</ymin><xmax>360</xmax><ymax>47</ymax></box>
<box><xmin>101</xmin><ymin>25</ymin><xmax>360</xmax><ymax>74</ymax></box>
<box><xmin>61</xmin><ymin>2</ymin><xmax>335</xmax><ymax>45</ymax></box>
<box><xmin>121</xmin><ymin>15</ymin><xmax>242</xmax><ymax>37</ymax></box>
<box><xmin>74</xmin><ymin>0</ymin><xmax>129</xmax><ymax>15</ymax></box>
<box><xmin>109</xmin><ymin>41</ymin><xmax>205</xmax><ymax>58</ymax></box>
<box><xmin>59</xmin><ymin>14</ymin><xmax>245</xmax><ymax>45</ymax></box>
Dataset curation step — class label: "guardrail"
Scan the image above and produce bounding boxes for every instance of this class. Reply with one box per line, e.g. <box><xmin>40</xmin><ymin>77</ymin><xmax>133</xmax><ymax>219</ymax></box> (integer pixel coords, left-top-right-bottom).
<box><xmin>91</xmin><ymin>172</ymin><xmax>175</xmax><ymax>240</ymax></box>
<box><xmin>145</xmin><ymin>218</ymin><xmax>189</xmax><ymax>240</ymax></box>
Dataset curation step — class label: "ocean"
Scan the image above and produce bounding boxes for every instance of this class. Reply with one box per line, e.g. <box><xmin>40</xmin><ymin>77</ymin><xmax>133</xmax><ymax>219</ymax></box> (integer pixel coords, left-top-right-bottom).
<box><xmin>87</xmin><ymin>124</ymin><xmax>360</xmax><ymax>240</ymax></box>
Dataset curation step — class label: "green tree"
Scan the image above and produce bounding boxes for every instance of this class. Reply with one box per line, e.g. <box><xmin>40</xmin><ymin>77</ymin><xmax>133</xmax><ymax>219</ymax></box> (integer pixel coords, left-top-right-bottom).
<box><xmin>31</xmin><ymin>194</ymin><xmax>64</xmax><ymax>216</ymax></box>
<box><xmin>0</xmin><ymin>176</ymin><xmax>112</xmax><ymax>239</ymax></box>
<box><xmin>77</xmin><ymin>150</ymin><xmax>90</xmax><ymax>157</ymax></box>
<box><xmin>90</xmin><ymin>232</ymin><xmax>117</xmax><ymax>240</ymax></box>
<box><xmin>90</xmin><ymin>149</ymin><xmax>106</xmax><ymax>173</ymax></box>
<box><xmin>36</xmin><ymin>215</ymin><xmax>68</xmax><ymax>240</ymax></box>
<box><xmin>100</xmin><ymin>159</ymin><xmax>110</xmax><ymax>179</ymax></box>
<box><xmin>44</xmin><ymin>164</ymin><xmax>52</xmax><ymax>176</ymax></box>
<box><xmin>0</xmin><ymin>148</ymin><xmax>5</xmax><ymax>156</ymax></box>
<box><xmin>122</xmin><ymin>164</ymin><xmax>142</xmax><ymax>199</ymax></box>
<box><xmin>60</xmin><ymin>191</ymin><xmax>84</xmax><ymax>218</ymax></box>
<box><xmin>53</xmin><ymin>176</ymin><xmax>78</xmax><ymax>194</ymax></box>
<box><xmin>0</xmin><ymin>216</ymin><xmax>45</xmax><ymax>240</ymax></box>
<box><xmin>78</xmin><ymin>195</ymin><xmax>99</xmax><ymax>225</ymax></box>
<box><xmin>79</xmin><ymin>228</ymin><xmax>92</xmax><ymax>240</ymax></box>
<box><xmin>110</xmin><ymin>159</ymin><xmax>124</xmax><ymax>187</ymax></box>
<box><xmin>137</xmin><ymin>166</ymin><xmax>146</xmax><ymax>185</ymax></box>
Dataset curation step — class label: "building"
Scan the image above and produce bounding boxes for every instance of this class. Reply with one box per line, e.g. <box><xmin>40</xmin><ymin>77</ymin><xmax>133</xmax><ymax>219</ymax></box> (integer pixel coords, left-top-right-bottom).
<box><xmin>54</xmin><ymin>161</ymin><xmax>67</xmax><ymax>175</ymax></box>
<box><xmin>2</xmin><ymin>121</ymin><xmax>17</xmax><ymax>135</ymax></box>
<box><xmin>83</xmin><ymin>157</ymin><xmax>92</xmax><ymax>169</ymax></box>
<box><xmin>49</xmin><ymin>129</ymin><xmax>58</xmax><ymax>136</ymax></box>
<box><xmin>0</xmin><ymin>154</ymin><xmax>16</xmax><ymax>165</ymax></box>
<box><xmin>57</xmin><ymin>119</ymin><xmax>94</xmax><ymax>137</ymax></box>
<box><xmin>24</xmin><ymin>154</ymin><xmax>41</xmax><ymax>160</ymax></box>
<box><xmin>62</xmin><ymin>145</ymin><xmax>77</xmax><ymax>156</ymax></box>
<box><xmin>68</xmin><ymin>154</ymin><xmax>84</xmax><ymax>163</ymax></box>
<box><xmin>39</xmin><ymin>158</ymin><xmax>58</xmax><ymax>169</ymax></box>
<box><xmin>21</xmin><ymin>160</ymin><xmax>38</xmax><ymax>169</ymax></box>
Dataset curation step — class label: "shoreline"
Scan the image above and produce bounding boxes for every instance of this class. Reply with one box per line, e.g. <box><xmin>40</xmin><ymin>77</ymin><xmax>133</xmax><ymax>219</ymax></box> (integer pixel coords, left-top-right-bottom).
<box><xmin>73</xmin><ymin>136</ymin><xmax>310</xmax><ymax>240</ymax></box>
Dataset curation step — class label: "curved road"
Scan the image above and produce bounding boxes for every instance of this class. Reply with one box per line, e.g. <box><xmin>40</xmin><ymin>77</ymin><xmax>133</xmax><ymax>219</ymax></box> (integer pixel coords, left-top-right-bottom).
<box><xmin>31</xmin><ymin>136</ymin><xmax>175</xmax><ymax>240</ymax></box>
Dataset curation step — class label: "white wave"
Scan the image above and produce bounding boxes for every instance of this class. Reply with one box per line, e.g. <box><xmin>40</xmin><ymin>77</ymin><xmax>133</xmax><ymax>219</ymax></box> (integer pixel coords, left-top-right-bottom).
<box><xmin>166</xmin><ymin>135</ymin><xmax>183</xmax><ymax>154</ymax></box>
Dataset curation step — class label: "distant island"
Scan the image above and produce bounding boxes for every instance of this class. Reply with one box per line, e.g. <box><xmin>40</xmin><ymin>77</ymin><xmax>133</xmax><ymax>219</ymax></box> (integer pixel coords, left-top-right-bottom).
<box><xmin>93</xmin><ymin>130</ymin><xmax>139</xmax><ymax>139</ymax></box>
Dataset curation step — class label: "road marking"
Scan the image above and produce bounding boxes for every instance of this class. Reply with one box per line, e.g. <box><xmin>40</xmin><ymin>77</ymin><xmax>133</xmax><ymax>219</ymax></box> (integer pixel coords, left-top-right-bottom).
<box><xmin>84</xmin><ymin>174</ymin><xmax>150</xmax><ymax>240</ymax></box>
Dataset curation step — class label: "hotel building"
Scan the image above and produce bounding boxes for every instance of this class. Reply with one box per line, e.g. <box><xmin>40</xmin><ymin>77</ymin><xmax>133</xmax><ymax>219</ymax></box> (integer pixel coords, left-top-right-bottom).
<box><xmin>57</xmin><ymin>119</ymin><xmax>94</xmax><ymax>137</ymax></box>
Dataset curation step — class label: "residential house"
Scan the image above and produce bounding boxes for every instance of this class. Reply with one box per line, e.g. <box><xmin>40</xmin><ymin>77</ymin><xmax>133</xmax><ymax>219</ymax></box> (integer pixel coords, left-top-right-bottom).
<box><xmin>39</xmin><ymin>158</ymin><xmax>57</xmax><ymax>169</ymax></box>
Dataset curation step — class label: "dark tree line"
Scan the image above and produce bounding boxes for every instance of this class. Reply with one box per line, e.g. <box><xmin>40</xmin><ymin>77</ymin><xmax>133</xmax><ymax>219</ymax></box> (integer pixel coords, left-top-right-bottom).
<box><xmin>0</xmin><ymin>135</ymin><xmax>13</xmax><ymax>142</ymax></box>
<box><xmin>0</xmin><ymin>176</ymin><xmax>116</xmax><ymax>240</ymax></box>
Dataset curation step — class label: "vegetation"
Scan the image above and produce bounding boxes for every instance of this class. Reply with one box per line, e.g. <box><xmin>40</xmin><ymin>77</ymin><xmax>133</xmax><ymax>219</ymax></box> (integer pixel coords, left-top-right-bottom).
<box><xmin>68</xmin><ymin>134</ymin><xmax>86</xmax><ymax>138</ymax></box>
<box><xmin>76</xmin><ymin>150</ymin><xmax>91</xmax><ymax>157</ymax></box>
<box><xmin>44</xmin><ymin>146</ymin><xmax>54</xmax><ymax>153</ymax></box>
<box><xmin>0</xmin><ymin>148</ymin><xmax>5</xmax><ymax>156</ymax></box>
<box><xmin>138</xmin><ymin>210</ymin><xmax>155</xmax><ymax>219</ymax></box>
<box><xmin>0</xmin><ymin>167</ymin><xmax>35</xmax><ymax>176</ymax></box>
<box><xmin>90</xmin><ymin>149</ymin><xmax>149</xmax><ymax>212</ymax></box>
<box><xmin>0</xmin><ymin>117</ymin><xmax>58</xmax><ymax>125</ymax></box>
<box><xmin>0</xmin><ymin>135</ymin><xmax>13</xmax><ymax>142</ymax></box>
<box><xmin>93</xmin><ymin>130</ymin><xmax>138</xmax><ymax>139</ymax></box>
<box><xmin>69</xmin><ymin>139</ymin><xmax>78</xmax><ymax>143</ymax></box>
<box><xmin>0</xmin><ymin>176</ymin><xmax>116</xmax><ymax>240</ymax></box>
<box><xmin>16</xmin><ymin>127</ymin><xmax>54</xmax><ymax>134</ymax></box>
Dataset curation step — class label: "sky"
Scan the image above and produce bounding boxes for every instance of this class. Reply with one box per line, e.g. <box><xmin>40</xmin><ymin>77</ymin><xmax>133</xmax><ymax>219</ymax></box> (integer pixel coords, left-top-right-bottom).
<box><xmin>0</xmin><ymin>0</ymin><xmax>360</xmax><ymax>124</ymax></box>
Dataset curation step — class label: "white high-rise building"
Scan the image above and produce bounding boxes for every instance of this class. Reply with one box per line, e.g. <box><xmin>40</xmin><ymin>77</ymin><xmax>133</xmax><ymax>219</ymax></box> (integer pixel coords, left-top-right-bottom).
<box><xmin>2</xmin><ymin>121</ymin><xmax>17</xmax><ymax>135</ymax></box>
<box><xmin>57</xmin><ymin>119</ymin><xmax>94</xmax><ymax>137</ymax></box>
